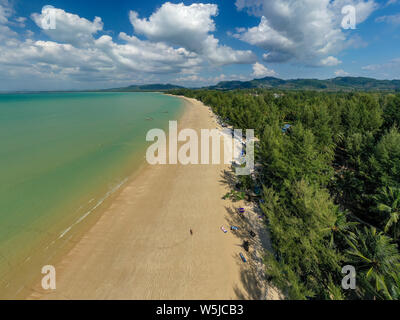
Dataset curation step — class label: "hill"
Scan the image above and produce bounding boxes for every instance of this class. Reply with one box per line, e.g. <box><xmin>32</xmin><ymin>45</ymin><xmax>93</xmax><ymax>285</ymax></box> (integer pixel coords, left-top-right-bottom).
<box><xmin>206</xmin><ymin>76</ymin><xmax>400</xmax><ymax>92</ymax></box>
<box><xmin>103</xmin><ymin>83</ymin><xmax>185</xmax><ymax>92</ymax></box>
<box><xmin>104</xmin><ymin>77</ymin><xmax>400</xmax><ymax>93</ymax></box>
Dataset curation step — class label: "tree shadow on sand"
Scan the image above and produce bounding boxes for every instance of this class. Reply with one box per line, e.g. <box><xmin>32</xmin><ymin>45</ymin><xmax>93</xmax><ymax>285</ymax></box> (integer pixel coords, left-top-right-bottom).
<box><xmin>232</xmin><ymin>253</ymin><xmax>263</xmax><ymax>300</ymax></box>
<box><xmin>220</xmin><ymin>169</ymin><xmax>277</xmax><ymax>300</ymax></box>
<box><xmin>219</xmin><ymin>168</ymin><xmax>238</xmax><ymax>190</ymax></box>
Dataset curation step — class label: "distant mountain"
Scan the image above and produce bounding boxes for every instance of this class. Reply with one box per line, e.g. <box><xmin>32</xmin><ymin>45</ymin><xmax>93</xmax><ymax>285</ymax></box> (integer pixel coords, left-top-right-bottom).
<box><xmin>205</xmin><ymin>77</ymin><xmax>400</xmax><ymax>92</ymax></box>
<box><xmin>103</xmin><ymin>77</ymin><xmax>400</xmax><ymax>93</ymax></box>
<box><xmin>103</xmin><ymin>83</ymin><xmax>185</xmax><ymax>92</ymax></box>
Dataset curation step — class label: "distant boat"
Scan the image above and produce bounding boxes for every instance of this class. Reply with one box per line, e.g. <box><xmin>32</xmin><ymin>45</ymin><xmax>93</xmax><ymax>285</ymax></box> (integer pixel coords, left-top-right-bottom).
<box><xmin>146</xmin><ymin>117</ymin><xmax>153</xmax><ymax>121</ymax></box>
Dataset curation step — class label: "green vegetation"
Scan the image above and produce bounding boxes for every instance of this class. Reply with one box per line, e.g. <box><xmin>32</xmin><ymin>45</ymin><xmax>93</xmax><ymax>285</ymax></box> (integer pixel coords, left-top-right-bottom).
<box><xmin>206</xmin><ymin>76</ymin><xmax>400</xmax><ymax>92</ymax></box>
<box><xmin>98</xmin><ymin>76</ymin><xmax>400</xmax><ymax>93</ymax></box>
<box><xmin>168</xmin><ymin>88</ymin><xmax>400</xmax><ymax>300</ymax></box>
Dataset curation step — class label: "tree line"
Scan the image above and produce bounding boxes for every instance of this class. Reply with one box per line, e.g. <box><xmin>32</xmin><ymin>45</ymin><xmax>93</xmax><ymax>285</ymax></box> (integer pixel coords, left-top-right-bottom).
<box><xmin>168</xmin><ymin>88</ymin><xmax>400</xmax><ymax>300</ymax></box>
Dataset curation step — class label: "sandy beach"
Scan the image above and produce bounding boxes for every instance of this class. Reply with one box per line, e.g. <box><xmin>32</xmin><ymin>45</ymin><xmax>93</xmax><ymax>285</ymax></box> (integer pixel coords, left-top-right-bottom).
<box><xmin>26</xmin><ymin>96</ymin><xmax>280</xmax><ymax>300</ymax></box>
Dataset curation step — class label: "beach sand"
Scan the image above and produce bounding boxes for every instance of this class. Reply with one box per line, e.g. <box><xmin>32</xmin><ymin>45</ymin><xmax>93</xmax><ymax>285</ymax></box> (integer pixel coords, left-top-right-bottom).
<box><xmin>27</xmin><ymin>97</ymin><xmax>280</xmax><ymax>300</ymax></box>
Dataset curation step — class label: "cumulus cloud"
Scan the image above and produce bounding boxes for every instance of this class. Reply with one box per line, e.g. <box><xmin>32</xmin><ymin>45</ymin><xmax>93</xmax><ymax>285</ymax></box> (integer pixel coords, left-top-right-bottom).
<box><xmin>130</xmin><ymin>2</ymin><xmax>256</xmax><ymax>65</ymax></box>
<box><xmin>0</xmin><ymin>3</ymin><xmax>10</xmax><ymax>24</ymax></box>
<box><xmin>360</xmin><ymin>58</ymin><xmax>400</xmax><ymax>79</ymax></box>
<box><xmin>109</xmin><ymin>33</ymin><xmax>201</xmax><ymax>73</ymax></box>
<box><xmin>0</xmin><ymin>3</ymin><xmax>259</xmax><ymax>90</ymax></box>
<box><xmin>0</xmin><ymin>32</ymin><xmax>201</xmax><ymax>86</ymax></box>
<box><xmin>234</xmin><ymin>0</ymin><xmax>376</xmax><ymax>66</ymax></box>
<box><xmin>0</xmin><ymin>20</ymin><xmax>199</xmax><ymax>89</ymax></box>
<box><xmin>321</xmin><ymin>56</ymin><xmax>342</xmax><ymax>66</ymax></box>
<box><xmin>252</xmin><ymin>62</ymin><xmax>277</xmax><ymax>77</ymax></box>
<box><xmin>130</xmin><ymin>3</ymin><xmax>217</xmax><ymax>51</ymax></box>
<box><xmin>31</xmin><ymin>8</ymin><xmax>103</xmax><ymax>47</ymax></box>
<box><xmin>362</xmin><ymin>58</ymin><xmax>400</xmax><ymax>72</ymax></box>
<box><xmin>175</xmin><ymin>74</ymin><xmax>207</xmax><ymax>83</ymax></box>
<box><xmin>329</xmin><ymin>0</ymin><xmax>377</xmax><ymax>24</ymax></box>
<box><xmin>0</xmin><ymin>1</ymin><xmax>17</xmax><ymax>40</ymax></box>
<box><xmin>334</xmin><ymin>69</ymin><xmax>350</xmax><ymax>76</ymax></box>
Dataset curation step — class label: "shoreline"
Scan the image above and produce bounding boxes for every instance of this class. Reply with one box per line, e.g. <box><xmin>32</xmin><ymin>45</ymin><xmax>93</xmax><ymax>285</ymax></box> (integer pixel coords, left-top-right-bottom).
<box><xmin>0</xmin><ymin>92</ymin><xmax>184</xmax><ymax>300</ymax></box>
<box><xmin>25</xmin><ymin>96</ymin><xmax>279</xmax><ymax>300</ymax></box>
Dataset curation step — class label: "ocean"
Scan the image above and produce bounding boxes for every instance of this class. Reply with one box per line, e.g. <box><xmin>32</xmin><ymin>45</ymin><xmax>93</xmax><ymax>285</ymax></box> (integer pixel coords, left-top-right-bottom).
<box><xmin>0</xmin><ymin>92</ymin><xmax>183</xmax><ymax>298</ymax></box>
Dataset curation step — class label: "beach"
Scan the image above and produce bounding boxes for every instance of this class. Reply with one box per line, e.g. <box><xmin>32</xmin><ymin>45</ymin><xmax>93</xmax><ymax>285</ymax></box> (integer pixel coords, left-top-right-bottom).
<box><xmin>27</xmin><ymin>96</ymin><xmax>280</xmax><ymax>300</ymax></box>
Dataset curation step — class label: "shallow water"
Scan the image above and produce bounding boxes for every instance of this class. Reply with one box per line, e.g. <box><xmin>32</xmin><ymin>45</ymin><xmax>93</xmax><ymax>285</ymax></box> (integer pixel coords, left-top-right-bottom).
<box><xmin>0</xmin><ymin>92</ymin><xmax>183</xmax><ymax>297</ymax></box>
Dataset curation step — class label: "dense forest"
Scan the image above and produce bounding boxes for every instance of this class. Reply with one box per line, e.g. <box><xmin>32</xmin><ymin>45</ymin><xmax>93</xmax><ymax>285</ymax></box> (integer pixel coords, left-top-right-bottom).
<box><xmin>168</xmin><ymin>88</ymin><xmax>400</xmax><ymax>300</ymax></box>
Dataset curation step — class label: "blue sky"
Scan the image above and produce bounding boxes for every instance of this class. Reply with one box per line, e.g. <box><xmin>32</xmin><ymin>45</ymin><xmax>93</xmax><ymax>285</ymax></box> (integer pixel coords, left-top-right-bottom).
<box><xmin>0</xmin><ymin>0</ymin><xmax>399</xmax><ymax>90</ymax></box>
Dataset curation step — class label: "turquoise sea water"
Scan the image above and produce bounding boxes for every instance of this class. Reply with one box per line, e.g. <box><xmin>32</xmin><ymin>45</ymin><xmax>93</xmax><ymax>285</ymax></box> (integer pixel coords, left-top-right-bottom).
<box><xmin>0</xmin><ymin>92</ymin><xmax>183</xmax><ymax>297</ymax></box>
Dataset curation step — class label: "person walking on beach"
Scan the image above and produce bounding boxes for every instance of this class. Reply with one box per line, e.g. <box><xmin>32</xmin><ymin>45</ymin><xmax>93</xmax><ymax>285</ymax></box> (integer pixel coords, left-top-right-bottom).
<box><xmin>190</xmin><ymin>229</ymin><xmax>193</xmax><ymax>236</ymax></box>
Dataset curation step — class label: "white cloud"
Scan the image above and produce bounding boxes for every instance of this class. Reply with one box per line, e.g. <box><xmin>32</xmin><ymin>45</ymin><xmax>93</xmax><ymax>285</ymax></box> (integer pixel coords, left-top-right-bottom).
<box><xmin>0</xmin><ymin>3</ymin><xmax>259</xmax><ymax>90</ymax></box>
<box><xmin>376</xmin><ymin>14</ymin><xmax>400</xmax><ymax>25</ymax></box>
<box><xmin>362</xmin><ymin>58</ymin><xmax>400</xmax><ymax>74</ymax></box>
<box><xmin>31</xmin><ymin>8</ymin><xmax>103</xmax><ymax>47</ymax></box>
<box><xmin>334</xmin><ymin>69</ymin><xmax>349</xmax><ymax>76</ymax></box>
<box><xmin>329</xmin><ymin>0</ymin><xmax>377</xmax><ymax>24</ymax></box>
<box><xmin>0</xmin><ymin>21</ymin><xmax>200</xmax><ymax>89</ymax></box>
<box><xmin>234</xmin><ymin>0</ymin><xmax>376</xmax><ymax>66</ymax></box>
<box><xmin>386</xmin><ymin>0</ymin><xmax>398</xmax><ymax>5</ymax></box>
<box><xmin>175</xmin><ymin>74</ymin><xmax>206</xmax><ymax>82</ymax></box>
<box><xmin>0</xmin><ymin>0</ymin><xmax>13</xmax><ymax>19</ymax></box>
<box><xmin>321</xmin><ymin>56</ymin><xmax>342</xmax><ymax>66</ymax></box>
<box><xmin>130</xmin><ymin>3</ymin><xmax>217</xmax><ymax>52</ymax></box>
<box><xmin>210</xmin><ymin>73</ymin><xmax>249</xmax><ymax>83</ymax></box>
<box><xmin>109</xmin><ymin>33</ymin><xmax>201</xmax><ymax>73</ymax></box>
<box><xmin>0</xmin><ymin>3</ymin><xmax>10</xmax><ymax>24</ymax></box>
<box><xmin>0</xmin><ymin>1</ymin><xmax>17</xmax><ymax>40</ymax></box>
<box><xmin>14</xmin><ymin>16</ymin><xmax>27</xmax><ymax>27</ymax></box>
<box><xmin>0</xmin><ymin>32</ymin><xmax>202</xmax><ymax>86</ymax></box>
<box><xmin>362</xmin><ymin>64</ymin><xmax>378</xmax><ymax>71</ymax></box>
<box><xmin>252</xmin><ymin>62</ymin><xmax>277</xmax><ymax>77</ymax></box>
<box><xmin>212</xmin><ymin>74</ymin><xmax>228</xmax><ymax>83</ymax></box>
<box><xmin>359</xmin><ymin>58</ymin><xmax>400</xmax><ymax>79</ymax></box>
<box><xmin>130</xmin><ymin>2</ymin><xmax>256</xmax><ymax>65</ymax></box>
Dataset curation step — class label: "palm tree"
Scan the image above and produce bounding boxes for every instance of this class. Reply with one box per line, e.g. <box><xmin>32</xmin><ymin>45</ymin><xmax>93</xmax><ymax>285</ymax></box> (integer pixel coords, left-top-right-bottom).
<box><xmin>321</xmin><ymin>211</ymin><xmax>357</xmax><ymax>248</ymax></box>
<box><xmin>388</xmin><ymin>272</ymin><xmax>400</xmax><ymax>300</ymax></box>
<box><xmin>374</xmin><ymin>186</ymin><xmax>400</xmax><ymax>241</ymax></box>
<box><xmin>346</xmin><ymin>226</ymin><xmax>400</xmax><ymax>299</ymax></box>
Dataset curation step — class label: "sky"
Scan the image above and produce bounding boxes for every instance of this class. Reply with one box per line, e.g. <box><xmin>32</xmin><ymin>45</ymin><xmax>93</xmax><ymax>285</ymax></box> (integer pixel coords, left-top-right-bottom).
<box><xmin>0</xmin><ymin>0</ymin><xmax>399</xmax><ymax>90</ymax></box>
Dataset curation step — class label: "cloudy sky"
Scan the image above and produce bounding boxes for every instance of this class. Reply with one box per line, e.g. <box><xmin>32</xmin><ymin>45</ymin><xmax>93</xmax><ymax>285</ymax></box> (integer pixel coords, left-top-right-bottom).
<box><xmin>0</xmin><ymin>0</ymin><xmax>399</xmax><ymax>90</ymax></box>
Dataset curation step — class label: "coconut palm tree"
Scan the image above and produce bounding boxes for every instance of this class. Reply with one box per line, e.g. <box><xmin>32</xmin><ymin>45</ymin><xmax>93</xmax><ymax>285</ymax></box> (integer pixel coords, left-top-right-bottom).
<box><xmin>381</xmin><ymin>272</ymin><xmax>400</xmax><ymax>300</ymax></box>
<box><xmin>346</xmin><ymin>226</ymin><xmax>400</xmax><ymax>299</ymax></box>
<box><xmin>321</xmin><ymin>211</ymin><xmax>358</xmax><ymax>248</ymax></box>
<box><xmin>374</xmin><ymin>186</ymin><xmax>400</xmax><ymax>241</ymax></box>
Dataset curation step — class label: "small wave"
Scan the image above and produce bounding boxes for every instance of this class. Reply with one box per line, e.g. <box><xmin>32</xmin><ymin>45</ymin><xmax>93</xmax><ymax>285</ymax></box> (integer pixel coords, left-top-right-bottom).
<box><xmin>57</xmin><ymin>178</ymin><xmax>128</xmax><ymax>239</ymax></box>
<box><xmin>58</xmin><ymin>226</ymin><xmax>72</xmax><ymax>239</ymax></box>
